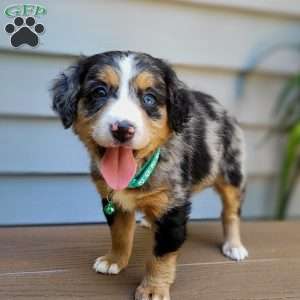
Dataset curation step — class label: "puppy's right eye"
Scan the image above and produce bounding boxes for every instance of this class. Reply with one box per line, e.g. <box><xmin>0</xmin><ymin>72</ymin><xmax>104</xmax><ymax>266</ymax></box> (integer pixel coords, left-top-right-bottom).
<box><xmin>91</xmin><ymin>86</ymin><xmax>108</xmax><ymax>99</ymax></box>
<box><xmin>143</xmin><ymin>93</ymin><xmax>157</xmax><ymax>107</ymax></box>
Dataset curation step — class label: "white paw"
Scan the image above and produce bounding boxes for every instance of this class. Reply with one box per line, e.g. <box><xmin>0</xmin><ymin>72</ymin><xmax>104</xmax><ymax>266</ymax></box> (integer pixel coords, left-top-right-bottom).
<box><xmin>93</xmin><ymin>256</ymin><xmax>120</xmax><ymax>274</ymax></box>
<box><xmin>140</xmin><ymin>217</ymin><xmax>151</xmax><ymax>229</ymax></box>
<box><xmin>222</xmin><ymin>242</ymin><xmax>249</xmax><ymax>261</ymax></box>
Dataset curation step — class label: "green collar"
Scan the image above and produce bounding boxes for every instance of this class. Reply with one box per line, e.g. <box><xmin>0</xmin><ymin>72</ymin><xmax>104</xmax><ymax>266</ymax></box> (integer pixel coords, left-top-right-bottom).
<box><xmin>128</xmin><ymin>148</ymin><xmax>161</xmax><ymax>188</ymax></box>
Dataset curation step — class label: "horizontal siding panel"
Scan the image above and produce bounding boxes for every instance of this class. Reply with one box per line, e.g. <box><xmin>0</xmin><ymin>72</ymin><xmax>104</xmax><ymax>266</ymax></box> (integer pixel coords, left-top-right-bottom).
<box><xmin>1</xmin><ymin>0</ymin><xmax>300</xmax><ymax>74</ymax></box>
<box><xmin>0</xmin><ymin>52</ymin><xmax>286</xmax><ymax>127</ymax></box>
<box><xmin>0</xmin><ymin>118</ymin><xmax>90</xmax><ymax>173</ymax></box>
<box><xmin>0</xmin><ymin>118</ymin><xmax>283</xmax><ymax>176</ymax></box>
<box><xmin>0</xmin><ymin>175</ymin><xmax>287</xmax><ymax>225</ymax></box>
<box><xmin>0</xmin><ymin>52</ymin><xmax>73</xmax><ymax>117</ymax></box>
<box><xmin>176</xmin><ymin>66</ymin><xmax>285</xmax><ymax>127</ymax></box>
<box><xmin>0</xmin><ymin>175</ymin><xmax>103</xmax><ymax>225</ymax></box>
<box><xmin>175</xmin><ymin>0</ymin><xmax>300</xmax><ymax>17</ymax></box>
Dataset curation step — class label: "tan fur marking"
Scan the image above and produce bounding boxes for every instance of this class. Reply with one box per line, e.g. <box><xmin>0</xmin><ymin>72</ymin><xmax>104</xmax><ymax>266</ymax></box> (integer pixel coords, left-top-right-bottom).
<box><xmin>74</xmin><ymin>100</ymin><xmax>112</xmax><ymax>162</ymax></box>
<box><xmin>136</xmin><ymin>189</ymin><xmax>170</xmax><ymax>220</ymax></box>
<box><xmin>136</xmin><ymin>252</ymin><xmax>177</xmax><ymax>299</ymax></box>
<box><xmin>93</xmin><ymin>175</ymin><xmax>170</xmax><ymax>219</ymax></box>
<box><xmin>215</xmin><ymin>177</ymin><xmax>242</xmax><ymax>246</ymax></box>
<box><xmin>146</xmin><ymin>252</ymin><xmax>177</xmax><ymax>286</ymax></box>
<box><xmin>73</xmin><ymin>101</ymin><xmax>99</xmax><ymax>160</ymax></box>
<box><xmin>133</xmin><ymin>71</ymin><xmax>171</xmax><ymax>159</ymax></box>
<box><xmin>92</xmin><ymin>176</ymin><xmax>110</xmax><ymax>198</ymax></box>
<box><xmin>136</xmin><ymin>107</ymin><xmax>171</xmax><ymax>159</ymax></box>
<box><xmin>97</xmin><ymin>65</ymin><xmax>119</xmax><ymax>87</ymax></box>
<box><xmin>134</xmin><ymin>71</ymin><xmax>156</xmax><ymax>91</ymax></box>
<box><xmin>192</xmin><ymin>176</ymin><xmax>215</xmax><ymax>193</ymax></box>
<box><xmin>91</xmin><ymin>175</ymin><xmax>135</xmax><ymax>270</ymax></box>
<box><xmin>113</xmin><ymin>188</ymin><xmax>170</xmax><ymax>219</ymax></box>
<box><xmin>106</xmin><ymin>209</ymin><xmax>136</xmax><ymax>270</ymax></box>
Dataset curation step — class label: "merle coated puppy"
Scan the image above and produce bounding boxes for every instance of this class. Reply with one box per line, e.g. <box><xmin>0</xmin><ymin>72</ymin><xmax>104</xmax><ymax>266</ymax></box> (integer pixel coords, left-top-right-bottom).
<box><xmin>51</xmin><ymin>51</ymin><xmax>248</xmax><ymax>300</ymax></box>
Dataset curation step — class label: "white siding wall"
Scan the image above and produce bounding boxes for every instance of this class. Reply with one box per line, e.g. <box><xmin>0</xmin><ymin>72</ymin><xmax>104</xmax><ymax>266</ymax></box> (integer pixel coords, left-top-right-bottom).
<box><xmin>0</xmin><ymin>0</ymin><xmax>299</xmax><ymax>225</ymax></box>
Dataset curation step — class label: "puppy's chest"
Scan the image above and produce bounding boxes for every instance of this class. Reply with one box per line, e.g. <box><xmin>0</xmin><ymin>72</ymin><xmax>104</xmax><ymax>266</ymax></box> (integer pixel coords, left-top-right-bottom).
<box><xmin>113</xmin><ymin>179</ymin><xmax>170</xmax><ymax>218</ymax></box>
<box><xmin>95</xmin><ymin>157</ymin><xmax>175</xmax><ymax>216</ymax></box>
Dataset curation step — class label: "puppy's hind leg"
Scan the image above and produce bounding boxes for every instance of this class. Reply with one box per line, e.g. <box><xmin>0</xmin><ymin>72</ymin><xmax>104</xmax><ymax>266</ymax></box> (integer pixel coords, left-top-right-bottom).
<box><xmin>215</xmin><ymin>178</ymin><xmax>248</xmax><ymax>261</ymax></box>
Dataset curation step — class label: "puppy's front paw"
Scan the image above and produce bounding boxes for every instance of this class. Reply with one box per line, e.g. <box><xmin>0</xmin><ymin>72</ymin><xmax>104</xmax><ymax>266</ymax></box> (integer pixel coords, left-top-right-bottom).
<box><xmin>222</xmin><ymin>241</ymin><xmax>248</xmax><ymax>261</ymax></box>
<box><xmin>93</xmin><ymin>256</ymin><xmax>122</xmax><ymax>275</ymax></box>
<box><xmin>135</xmin><ymin>282</ymin><xmax>170</xmax><ymax>300</ymax></box>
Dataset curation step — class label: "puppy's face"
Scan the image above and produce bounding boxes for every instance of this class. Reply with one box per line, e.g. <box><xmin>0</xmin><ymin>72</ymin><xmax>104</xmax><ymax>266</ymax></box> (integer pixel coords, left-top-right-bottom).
<box><xmin>80</xmin><ymin>54</ymin><xmax>170</xmax><ymax>151</ymax></box>
<box><xmin>52</xmin><ymin>51</ymin><xmax>188</xmax><ymax>190</ymax></box>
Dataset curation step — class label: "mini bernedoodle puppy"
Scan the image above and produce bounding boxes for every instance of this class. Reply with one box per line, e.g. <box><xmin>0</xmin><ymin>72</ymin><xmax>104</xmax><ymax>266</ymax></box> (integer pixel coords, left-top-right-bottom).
<box><xmin>51</xmin><ymin>51</ymin><xmax>248</xmax><ymax>300</ymax></box>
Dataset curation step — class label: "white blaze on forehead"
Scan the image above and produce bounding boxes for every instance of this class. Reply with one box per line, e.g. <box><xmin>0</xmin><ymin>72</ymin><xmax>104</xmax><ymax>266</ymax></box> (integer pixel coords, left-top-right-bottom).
<box><xmin>107</xmin><ymin>55</ymin><xmax>144</xmax><ymax>127</ymax></box>
<box><xmin>118</xmin><ymin>55</ymin><xmax>134</xmax><ymax>100</ymax></box>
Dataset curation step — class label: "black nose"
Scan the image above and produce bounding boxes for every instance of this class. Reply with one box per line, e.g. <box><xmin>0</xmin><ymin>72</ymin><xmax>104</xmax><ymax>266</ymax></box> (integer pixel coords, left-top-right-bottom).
<box><xmin>110</xmin><ymin>121</ymin><xmax>135</xmax><ymax>143</ymax></box>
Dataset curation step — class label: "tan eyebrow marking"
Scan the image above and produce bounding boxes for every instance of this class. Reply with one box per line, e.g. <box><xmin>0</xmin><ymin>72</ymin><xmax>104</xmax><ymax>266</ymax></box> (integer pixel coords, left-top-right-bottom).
<box><xmin>133</xmin><ymin>71</ymin><xmax>156</xmax><ymax>91</ymax></box>
<box><xmin>97</xmin><ymin>65</ymin><xmax>119</xmax><ymax>87</ymax></box>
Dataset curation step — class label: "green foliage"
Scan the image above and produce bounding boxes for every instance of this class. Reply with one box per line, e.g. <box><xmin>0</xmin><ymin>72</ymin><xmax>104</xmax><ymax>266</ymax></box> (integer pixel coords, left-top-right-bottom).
<box><xmin>277</xmin><ymin>120</ymin><xmax>300</xmax><ymax>219</ymax></box>
<box><xmin>238</xmin><ymin>45</ymin><xmax>300</xmax><ymax>219</ymax></box>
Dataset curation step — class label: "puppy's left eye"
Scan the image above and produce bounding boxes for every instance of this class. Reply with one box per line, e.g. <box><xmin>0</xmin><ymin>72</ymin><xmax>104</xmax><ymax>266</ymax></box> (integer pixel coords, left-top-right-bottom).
<box><xmin>91</xmin><ymin>86</ymin><xmax>108</xmax><ymax>99</ymax></box>
<box><xmin>143</xmin><ymin>93</ymin><xmax>157</xmax><ymax>106</ymax></box>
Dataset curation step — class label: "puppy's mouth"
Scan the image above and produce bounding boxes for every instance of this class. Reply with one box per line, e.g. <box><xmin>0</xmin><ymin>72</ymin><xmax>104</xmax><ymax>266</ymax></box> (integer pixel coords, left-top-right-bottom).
<box><xmin>96</xmin><ymin>145</ymin><xmax>137</xmax><ymax>190</ymax></box>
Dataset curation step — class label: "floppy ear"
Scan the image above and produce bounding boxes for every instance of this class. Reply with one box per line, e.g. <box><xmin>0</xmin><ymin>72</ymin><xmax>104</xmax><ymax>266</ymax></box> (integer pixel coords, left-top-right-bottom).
<box><xmin>51</xmin><ymin>64</ymin><xmax>81</xmax><ymax>129</ymax></box>
<box><xmin>165</xmin><ymin>65</ymin><xmax>190</xmax><ymax>133</ymax></box>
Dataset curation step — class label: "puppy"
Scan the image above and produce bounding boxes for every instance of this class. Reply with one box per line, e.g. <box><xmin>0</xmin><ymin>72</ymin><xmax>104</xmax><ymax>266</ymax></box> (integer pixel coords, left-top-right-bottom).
<box><xmin>51</xmin><ymin>51</ymin><xmax>248</xmax><ymax>300</ymax></box>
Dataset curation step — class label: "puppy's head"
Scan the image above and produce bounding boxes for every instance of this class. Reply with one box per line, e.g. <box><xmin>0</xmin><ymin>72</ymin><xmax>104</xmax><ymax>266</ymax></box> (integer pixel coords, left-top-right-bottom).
<box><xmin>51</xmin><ymin>51</ymin><xmax>189</xmax><ymax>190</ymax></box>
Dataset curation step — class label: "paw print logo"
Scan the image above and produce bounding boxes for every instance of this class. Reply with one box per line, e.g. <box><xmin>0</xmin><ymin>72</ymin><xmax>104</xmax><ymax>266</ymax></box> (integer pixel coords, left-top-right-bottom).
<box><xmin>5</xmin><ymin>16</ymin><xmax>44</xmax><ymax>48</ymax></box>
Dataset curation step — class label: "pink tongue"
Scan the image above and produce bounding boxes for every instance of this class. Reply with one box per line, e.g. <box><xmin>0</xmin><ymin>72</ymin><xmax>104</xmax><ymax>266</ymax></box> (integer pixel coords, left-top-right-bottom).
<box><xmin>100</xmin><ymin>147</ymin><xmax>137</xmax><ymax>190</ymax></box>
